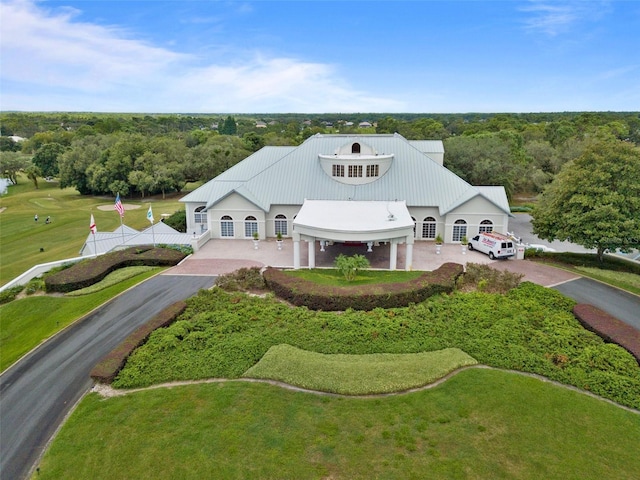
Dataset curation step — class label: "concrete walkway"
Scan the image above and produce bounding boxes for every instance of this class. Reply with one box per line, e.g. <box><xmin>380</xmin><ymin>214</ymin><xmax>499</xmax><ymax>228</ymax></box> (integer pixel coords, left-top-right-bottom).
<box><xmin>167</xmin><ymin>239</ymin><xmax>580</xmax><ymax>287</ymax></box>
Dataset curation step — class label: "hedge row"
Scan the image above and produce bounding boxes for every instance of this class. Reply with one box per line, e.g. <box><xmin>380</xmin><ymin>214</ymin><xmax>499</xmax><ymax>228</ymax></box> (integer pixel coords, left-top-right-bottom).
<box><xmin>573</xmin><ymin>304</ymin><xmax>640</xmax><ymax>365</ymax></box>
<box><xmin>526</xmin><ymin>251</ymin><xmax>640</xmax><ymax>275</ymax></box>
<box><xmin>90</xmin><ymin>300</ymin><xmax>187</xmax><ymax>384</ymax></box>
<box><xmin>45</xmin><ymin>246</ymin><xmax>187</xmax><ymax>293</ymax></box>
<box><xmin>263</xmin><ymin>263</ymin><xmax>464</xmax><ymax>311</ymax></box>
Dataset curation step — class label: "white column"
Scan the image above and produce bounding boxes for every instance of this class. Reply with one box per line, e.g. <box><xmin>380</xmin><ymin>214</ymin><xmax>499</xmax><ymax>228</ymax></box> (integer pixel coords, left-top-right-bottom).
<box><xmin>293</xmin><ymin>239</ymin><xmax>300</xmax><ymax>269</ymax></box>
<box><xmin>308</xmin><ymin>238</ymin><xmax>316</xmax><ymax>269</ymax></box>
<box><xmin>389</xmin><ymin>241</ymin><xmax>398</xmax><ymax>270</ymax></box>
<box><xmin>405</xmin><ymin>242</ymin><xmax>413</xmax><ymax>271</ymax></box>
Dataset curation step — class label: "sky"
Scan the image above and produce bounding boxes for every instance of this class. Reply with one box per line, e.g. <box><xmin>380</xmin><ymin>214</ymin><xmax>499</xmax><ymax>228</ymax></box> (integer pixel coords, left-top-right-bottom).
<box><xmin>1</xmin><ymin>0</ymin><xmax>639</xmax><ymax>113</ymax></box>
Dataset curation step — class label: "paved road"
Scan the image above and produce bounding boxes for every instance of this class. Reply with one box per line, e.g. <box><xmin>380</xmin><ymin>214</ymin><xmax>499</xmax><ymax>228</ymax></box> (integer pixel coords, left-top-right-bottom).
<box><xmin>553</xmin><ymin>277</ymin><xmax>640</xmax><ymax>331</ymax></box>
<box><xmin>0</xmin><ymin>275</ymin><xmax>216</xmax><ymax>480</ymax></box>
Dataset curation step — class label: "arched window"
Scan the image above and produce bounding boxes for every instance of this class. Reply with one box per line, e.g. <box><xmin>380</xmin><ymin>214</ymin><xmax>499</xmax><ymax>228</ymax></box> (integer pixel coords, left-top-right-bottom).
<box><xmin>244</xmin><ymin>215</ymin><xmax>258</xmax><ymax>238</ymax></box>
<box><xmin>479</xmin><ymin>219</ymin><xmax>493</xmax><ymax>233</ymax></box>
<box><xmin>274</xmin><ymin>214</ymin><xmax>287</xmax><ymax>236</ymax></box>
<box><xmin>422</xmin><ymin>216</ymin><xmax>436</xmax><ymax>239</ymax></box>
<box><xmin>452</xmin><ymin>219</ymin><xmax>467</xmax><ymax>242</ymax></box>
<box><xmin>411</xmin><ymin>216</ymin><xmax>417</xmax><ymax>235</ymax></box>
<box><xmin>220</xmin><ymin>215</ymin><xmax>234</xmax><ymax>237</ymax></box>
<box><xmin>351</xmin><ymin>143</ymin><xmax>361</xmax><ymax>154</ymax></box>
<box><xmin>194</xmin><ymin>206</ymin><xmax>207</xmax><ymax>230</ymax></box>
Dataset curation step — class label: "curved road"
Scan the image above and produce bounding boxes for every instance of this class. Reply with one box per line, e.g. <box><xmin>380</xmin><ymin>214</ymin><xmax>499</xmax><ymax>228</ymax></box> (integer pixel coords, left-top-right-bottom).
<box><xmin>0</xmin><ymin>274</ymin><xmax>216</xmax><ymax>480</ymax></box>
<box><xmin>553</xmin><ymin>277</ymin><xmax>640</xmax><ymax>331</ymax></box>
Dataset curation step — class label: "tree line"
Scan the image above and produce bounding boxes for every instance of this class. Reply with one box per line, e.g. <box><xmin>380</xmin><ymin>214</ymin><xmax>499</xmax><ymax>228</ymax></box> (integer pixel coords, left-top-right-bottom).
<box><xmin>1</xmin><ymin>111</ymin><xmax>639</xmax><ymax>200</ymax></box>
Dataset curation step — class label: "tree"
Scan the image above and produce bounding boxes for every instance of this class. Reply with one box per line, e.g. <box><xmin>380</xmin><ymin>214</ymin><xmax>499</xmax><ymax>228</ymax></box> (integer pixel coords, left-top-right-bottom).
<box><xmin>0</xmin><ymin>136</ymin><xmax>20</xmax><ymax>152</ymax></box>
<box><xmin>531</xmin><ymin>140</ymin><xmax>640</xmax><ymax>261</ymax></box>
<box><xmin>25</xmin><ymin>164</ymin><xmax>42</xmax><ymax>189</ymax></box>
<box><xmin>0</xmin><ymin>152</ymin><xmax>29</xmax><ymax>184</ymax></box>
<box><xmin>32</xmin><ymin>142</ymin><xmax>66</xmax><ymax>177</ymax></box>
<box><xmin>219</xmin><ymin>116</ymin><xmax>237</xmax><ymax>135</ymax></box>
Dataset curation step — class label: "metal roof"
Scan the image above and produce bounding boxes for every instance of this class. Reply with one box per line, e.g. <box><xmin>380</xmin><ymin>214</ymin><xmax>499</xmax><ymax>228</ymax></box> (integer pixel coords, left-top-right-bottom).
<box><xmin>80</xmin><ymin>223</ymin><xmax>193</xmax><ymax>256</ymax></box>
<box><xmin>181</xmin><ymin>133</ymin><xmax>510</xmax><ymax>215</ymax></box>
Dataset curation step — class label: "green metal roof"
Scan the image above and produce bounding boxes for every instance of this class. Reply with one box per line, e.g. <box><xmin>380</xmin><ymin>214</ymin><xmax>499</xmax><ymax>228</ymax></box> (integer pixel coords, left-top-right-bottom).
<box><xmin>181</xmin><ymin>133</ymin><xmax>510</xmax><ymax>215</ymax></box>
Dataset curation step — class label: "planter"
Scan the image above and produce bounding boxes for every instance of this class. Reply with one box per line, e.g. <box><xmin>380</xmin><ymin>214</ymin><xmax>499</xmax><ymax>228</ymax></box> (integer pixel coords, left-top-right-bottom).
<box><xmin>276</xmin><ymin>240</ymin><xmax>283</xmax><ymax>250</ymax></box>
<box><xmin>253</xmin><ymin>239</ymin><xmax>260</xmax><ymax>250</ymax></box>
<box><xmin>436</xmin><ymin>243</ymin><xmax>442</xmax><ymax>255</ymax></box>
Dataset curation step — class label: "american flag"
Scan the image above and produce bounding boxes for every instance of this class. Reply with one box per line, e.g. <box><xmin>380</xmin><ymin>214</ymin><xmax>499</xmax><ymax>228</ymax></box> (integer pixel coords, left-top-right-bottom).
<box><xmin>114</xmin><ymin>193</ymin><xmax>125</xmax><ymax>217</ymax></box>
<box><xmin>89</xmin><ymin>214</ymin><xmax>97</xmax><ymax>234</ymax></box>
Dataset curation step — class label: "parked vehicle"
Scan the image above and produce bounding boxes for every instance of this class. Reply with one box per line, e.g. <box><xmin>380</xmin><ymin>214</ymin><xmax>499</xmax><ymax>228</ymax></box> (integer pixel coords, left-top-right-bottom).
<box><xmin>468</xmin><ymin>232</ymin><xmax>516</xmax><ymax>259</ymax></box>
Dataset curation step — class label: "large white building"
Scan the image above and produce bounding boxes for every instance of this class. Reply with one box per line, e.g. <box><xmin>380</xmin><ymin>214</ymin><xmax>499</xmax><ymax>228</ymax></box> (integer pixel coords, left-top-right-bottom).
<box><xmin>181</xmin><ymin>133</ymin><xmax>511</xmax><ymax>270</ymax></box>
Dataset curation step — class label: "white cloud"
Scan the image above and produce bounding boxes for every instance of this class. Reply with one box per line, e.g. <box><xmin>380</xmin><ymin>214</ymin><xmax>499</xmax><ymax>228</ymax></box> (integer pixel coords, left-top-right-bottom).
<box><xmin>0</xmin><ymin>0</ymin><xmax>403</xmax><ymax>112</ymax></box>
<box><xmin>520</xmin><ymin>0</ymin><xmax>610</xmax><ymax>36</ymax></box>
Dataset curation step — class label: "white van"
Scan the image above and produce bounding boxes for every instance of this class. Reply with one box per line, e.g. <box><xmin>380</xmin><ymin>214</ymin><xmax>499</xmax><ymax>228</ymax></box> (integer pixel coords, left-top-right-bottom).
<box><xmin>468</xmin><ymin>232</ymin><xmax>516</xmax><ymax>259</ymax></box>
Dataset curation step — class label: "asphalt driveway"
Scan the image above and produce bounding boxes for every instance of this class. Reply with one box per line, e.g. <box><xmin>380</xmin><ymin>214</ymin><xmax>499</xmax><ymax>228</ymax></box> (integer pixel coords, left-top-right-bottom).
<box><xmin>0</xmin><ymin>274</ymin><xmax>216</xmax><ymax>480</ymax></box>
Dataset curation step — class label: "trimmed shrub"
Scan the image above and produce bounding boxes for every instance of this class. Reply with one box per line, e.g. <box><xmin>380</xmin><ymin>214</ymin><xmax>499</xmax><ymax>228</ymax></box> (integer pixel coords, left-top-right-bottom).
<box><xmin>0</xmin><ymin>285</ymin><xmax>24</xmax><ymax>305</ymax></box>
<box><xmin>90</xmin><ymin>300</ymin><xmax>187</xmax><ymax>384</ymax></box>
<box><xmin>216</xmin><ymin>267</ymin><xmax>267</xmax><ymax>292</ymax></box>
<box><xmin>263</xmin><ymin>263</ymin><xmax>463</xmax><ymax>311</ymax></box>
<box><xmin>45</xmin><ymin>246</ymin><xmax>187</xmax><ymax>293</ymax></box>
<box><xmin>458</xmin><ymin>263</ymin><xmax>524</xmax><ymax>293</ymax></box>
<box><xmin>573</xmin><ymin>303</ymin><xmax>640</xmax><ymax>365</ymax></box>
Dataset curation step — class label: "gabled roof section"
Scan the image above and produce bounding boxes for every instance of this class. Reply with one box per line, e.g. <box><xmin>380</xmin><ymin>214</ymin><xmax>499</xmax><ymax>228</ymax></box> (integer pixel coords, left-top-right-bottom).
<box><xmin>408</xmin><ymin>140</ymin><xmax>445</xmax><ymax>154</ymax></box>
<box><xmin>182</xmin><ymin>134</ymin><xmax>507</xmax><ymax>215</ymax></box>
<box><xmin>441</xmin><ymin>186</ymin><xmax>511</xmax><ymax>216</ymax></box>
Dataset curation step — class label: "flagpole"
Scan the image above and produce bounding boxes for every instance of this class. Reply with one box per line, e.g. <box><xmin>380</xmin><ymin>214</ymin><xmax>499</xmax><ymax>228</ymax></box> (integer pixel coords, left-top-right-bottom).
<box><xmin>90</xmin><ymin>212</ymin><xmax>98</xmax><ymax>257</ymax></box>
<box><xmin>147</xmin><ymin>204</ymin><xmax>156</xmax><ymax>247</ymax></box>
<box><xmin>115</xmin><ymin>193</ymin><xmax>126</xmax><ymax>247</ymax></box>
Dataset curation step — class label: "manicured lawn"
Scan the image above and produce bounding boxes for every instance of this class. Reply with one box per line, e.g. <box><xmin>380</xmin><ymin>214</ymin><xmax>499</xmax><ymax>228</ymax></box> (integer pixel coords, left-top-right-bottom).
<box><xmin>0</xmin><ymin>268</ymin><xmax>161</xmax><ymax>372</ymax></box>
<box><xmin>243</xmin><ymin>345</ymin><xmax>478</xmax><ymax>394</ymax></box>
<box><xmin>285</xmin><ymin>268</ymin><xmax>424</xmax><ymax>286</ymax></box>
<box><xmin>35</xmin><ymin>369</ymin><xmax>640</xmax><ymax>479</ymax></box>
<box><xmin>0</xmin><ymin>175</ymin><xmax>185</xmax><ymax>286</ymax></box>
<box><xmin>574</xmin><ymin>266</ymin><xmax>640</xmax><ymax>295</ymax></box>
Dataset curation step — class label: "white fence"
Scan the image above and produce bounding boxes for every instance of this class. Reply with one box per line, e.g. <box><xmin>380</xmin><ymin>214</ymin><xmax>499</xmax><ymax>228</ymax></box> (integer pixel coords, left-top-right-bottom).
<box><xmin>0</xmin><ymin>255</ymin><xmax>91</xmax><ymax>293</ymax></box>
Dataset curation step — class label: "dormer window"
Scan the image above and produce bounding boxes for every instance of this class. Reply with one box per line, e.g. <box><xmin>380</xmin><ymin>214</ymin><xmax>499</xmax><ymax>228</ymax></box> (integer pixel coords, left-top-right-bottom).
<box><xmin>319</xmin><ymin>140</ymin><xmax>393</xmax><ymax>185</ymax></box>
<box><xmin>348</xmin><ymin>165</ymin><xmax>363</xmax><ymax>177</ymax></box>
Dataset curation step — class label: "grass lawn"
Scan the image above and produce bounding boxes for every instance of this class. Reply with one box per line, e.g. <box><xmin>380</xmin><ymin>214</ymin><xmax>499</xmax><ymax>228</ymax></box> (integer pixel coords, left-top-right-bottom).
<box><xmin>0</xmin><ymin>268</ymin><xmax>161</xmax><ymax>372</ymax></box>
<box><xmin>0</xmin><ymin>175</ymin><xmax>186</xmax><ymax>286</ymax></box>
<box><xmin>34</xmin><ymin>368</ymin><xmax>640</xmax><ymax>480</ymax></box>
<box><xmin>243</xmin><ymin>345</ymin><xmax>478</xmax><ymax>394</ymax></box>
<box><xmin>285</xmin><ymin>268</ymin><xmax>425</xmax><ymax>286</ymax></box>
<box><xmin>573</xmin><ymin>266</ymin><xmax>640</xmax><ymax>295</ymax></box>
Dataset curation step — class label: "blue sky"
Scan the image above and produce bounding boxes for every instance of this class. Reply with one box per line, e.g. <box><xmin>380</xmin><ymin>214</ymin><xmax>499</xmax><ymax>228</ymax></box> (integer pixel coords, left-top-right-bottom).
<box><xmin>1</xmin><ymin>0</ymin><xmax>639</xmax><ymax>113</ymax></box>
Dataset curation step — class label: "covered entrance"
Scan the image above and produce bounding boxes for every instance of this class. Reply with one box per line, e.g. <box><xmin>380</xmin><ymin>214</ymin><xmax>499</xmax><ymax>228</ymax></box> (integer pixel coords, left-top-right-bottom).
<box><xmin>292</xmin><ymin>200</ymin><xmax>415</xmax><ymax>270</ymax></box>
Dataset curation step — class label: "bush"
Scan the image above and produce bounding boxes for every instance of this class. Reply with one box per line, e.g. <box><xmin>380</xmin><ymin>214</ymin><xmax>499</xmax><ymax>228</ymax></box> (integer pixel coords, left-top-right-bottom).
<box><xmin>0</xmin><ymin>285</ymin><xmax>24</xmax><ymax>305</ymax></box>
<box><xmin>334</xmin><ymin>254</ymin><xmax>370</xmax><ymax>281</ymax></box>
<box><xmin>458</xmin><ymin>263</ymin><xmax>524</xmax><ymax>293</ymax></box>
<box><xmin>510</xmin><ymin>205</ymin><xmax>534</xmax><ymax>213</ymax></box>
<box><xmin>216</xmin><ymin>267</ymin><xmax>267</xmax><ymax>292</ymax></box>
<box><xmin>25</xmin><ymin>278</ymin><xmax>45</xmax><ymax>295</ymax></box>
<box><xmin>45</xmin><ymin>247</ymin><xmax>187</xmax><ymax>293</ymax></box>
<box><xmin>90</xmin><ymin>301</ymin><xmax>187</xmax><ymax>384</ymax></box>
<box><xmin>263</xmin><ymin>263</ymin><xmax>463</xmax><ymax>311</ymax></box>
